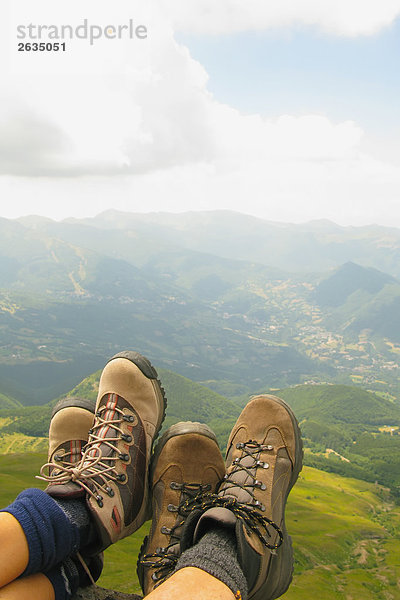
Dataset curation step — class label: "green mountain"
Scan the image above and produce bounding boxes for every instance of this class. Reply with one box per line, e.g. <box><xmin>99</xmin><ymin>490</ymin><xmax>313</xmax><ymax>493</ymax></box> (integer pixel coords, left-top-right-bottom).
<box><xmin>2</xmin><ymin>212</ymin><xmax>400</xmax><ymax>402</ymax></box>
<box><xmin>0</xmin><ymin>219</ymin><xmax>322</xmax><ymax>405</ymax></box>
<box><xmin>274</xmin><ymin>384</ymin><xmax>400</xmax><ymax>495</ymax></box>
<box><xmin>314</xmin><ymin>261</ymin><xmax>397</xmax><ymax>307</ymax></box>
<box><xmin>275</xmin><ymin>384</ymin><xmax>400</xmax><ymax>426</ymax></box>
<box><xmin>0</xmin><ymin>392</ymin><xmax>22</xmax><ymax>410</ymax></box>
<box><xmin>312</xmin><ymin>262</ymin><xmax>400</xmax><ymax>345</ymax></box>
<box><xmin>68</xmin><ymin>209</ymin><xmax>400</xmax><ymax>277</ymax></box>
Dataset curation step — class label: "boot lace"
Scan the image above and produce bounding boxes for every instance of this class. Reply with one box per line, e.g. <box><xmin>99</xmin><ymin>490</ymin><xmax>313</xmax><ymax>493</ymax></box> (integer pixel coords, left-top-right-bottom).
<box><xmin>47</xmin><ymin>441</ymin><xmax>84</xmax><ymax>473</ymax></box>
<box><xmin>139</xmin><ymin>482</ymin><xmax>212</xmax><ymax>586</ymax></box>
<box><xmin>37</xmin><ymin>402</ymin><xmax>136</xmax><ymax>507</ymax></box>
<box><xmin>181</xmin><ymin>441</ymin><xmax>283</xmax><ymax>551</ymax></box>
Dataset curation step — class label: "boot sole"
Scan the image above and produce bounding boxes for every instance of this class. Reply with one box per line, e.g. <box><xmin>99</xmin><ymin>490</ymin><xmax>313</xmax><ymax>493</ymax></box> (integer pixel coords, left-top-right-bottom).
<box><xmin>51</xmin><ymin>396</ymin><xmax>96</xmax><ymax>419</ymax></box>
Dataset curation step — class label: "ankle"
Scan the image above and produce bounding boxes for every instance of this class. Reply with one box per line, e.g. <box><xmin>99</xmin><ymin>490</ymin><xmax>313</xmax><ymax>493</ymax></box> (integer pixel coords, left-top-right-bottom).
<box><xmin>146</xmin><ymin>567</ymin><xmax>238</xmax><ymax>600</ymax></box>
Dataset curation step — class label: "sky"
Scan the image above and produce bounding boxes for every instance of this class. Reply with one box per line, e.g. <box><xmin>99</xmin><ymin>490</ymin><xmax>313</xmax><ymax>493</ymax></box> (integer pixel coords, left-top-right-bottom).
<box><xmin>1</xmin><ymin>0</ymin><xmax>400</xmax><ymax>226</ymax></box>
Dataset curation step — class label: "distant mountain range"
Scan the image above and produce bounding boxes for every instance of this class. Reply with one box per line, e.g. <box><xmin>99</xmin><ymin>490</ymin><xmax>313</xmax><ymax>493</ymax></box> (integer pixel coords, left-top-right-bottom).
<box><xmin>1</xmin><ymin>211</ymin><xmax>400</xmax><ymax>402</ymax></box>
<box><xmin>62</xmin><ymin>210</ymin><xmax>400</xmax><ymax>277</ymax></box>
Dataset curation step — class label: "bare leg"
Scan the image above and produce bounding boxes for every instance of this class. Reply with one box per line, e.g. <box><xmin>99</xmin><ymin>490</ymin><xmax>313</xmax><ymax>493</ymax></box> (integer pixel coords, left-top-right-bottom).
<box><xmin>0</xmin><ymin>574</ymin><xmax>54</xmax><ymax>600</ymax></box>
<box><xmin>0</xmin><ymin>513</ymin><xmax>29</xmax><ymax>587</ymax></box>
<box><xmin>145</xmin><ymin>567</ymin><xmax>237</xmax><ymax>600</ymax></box>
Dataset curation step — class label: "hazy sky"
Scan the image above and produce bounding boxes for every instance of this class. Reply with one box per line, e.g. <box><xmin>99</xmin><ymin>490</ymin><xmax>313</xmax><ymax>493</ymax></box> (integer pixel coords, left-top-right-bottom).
<box><xmin>1</xmin><ymin>1</ymin><xmax>400</xmax><ymax>226</ymax></box>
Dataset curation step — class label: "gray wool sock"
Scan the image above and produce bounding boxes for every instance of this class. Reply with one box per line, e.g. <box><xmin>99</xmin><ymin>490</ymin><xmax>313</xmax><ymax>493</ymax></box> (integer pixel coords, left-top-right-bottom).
<box><xmin>175</xmin><ymin>527</ymin><xmax>248</xmax><ymax>600</ymax></box>
<box><xmin>53</xmin><ymin>497</ymin><xmax>98</xmax><ymax>548</ymax></box>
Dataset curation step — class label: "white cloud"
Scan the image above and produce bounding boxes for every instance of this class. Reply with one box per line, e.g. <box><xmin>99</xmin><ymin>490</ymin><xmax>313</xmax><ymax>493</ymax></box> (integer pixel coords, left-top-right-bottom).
<box><xmin>164</xmin><ymin>0</ymin><xmax>400</xmax><ymax>37</ymax></box>
<box><xmin>0</xmin><ymin>0</ymin><xmax>399</xmax><ymax>227</ymax></box>
<box><xmin>0</xmin><ymin>3</ymin><xmax>367</xmax><ymax>178</ymax></box>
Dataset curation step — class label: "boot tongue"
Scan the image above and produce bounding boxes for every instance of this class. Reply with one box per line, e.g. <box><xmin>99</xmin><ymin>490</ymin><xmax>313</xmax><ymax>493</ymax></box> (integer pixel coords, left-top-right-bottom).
<box><xmin>46</xmin><ymin>481</ymin><xmax>85</xmax><ymax>499</ymax></box>
<box><xmin>193</xmin><ymin>507</ymin><xmax>237</xmax><ymax>543</ymax></box>
<box><xmin>220</xmin><ymin>453</ymin><xmax>257</xmax><ymax>505</ymax></box>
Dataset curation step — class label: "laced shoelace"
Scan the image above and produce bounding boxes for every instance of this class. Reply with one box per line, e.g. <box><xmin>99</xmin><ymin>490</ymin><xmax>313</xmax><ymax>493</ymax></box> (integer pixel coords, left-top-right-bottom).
<box><xmin>179</xmin><ymin>441</ymin><xmax>283</xmax><ymax>551</ymax></box>
<box><xmin>49</xmin><ymin>442</ymin><xmax>83</xmax><ymax>472</ymax></box>
<box><xmin>140</xmin><ymin>482</ymin><xmax>212</xmax><ymax>585</ymax></box>
<box><xmin>37</xmin><ymin>404</ymin><xmax>136</xmax><ymax>507</ymax></box>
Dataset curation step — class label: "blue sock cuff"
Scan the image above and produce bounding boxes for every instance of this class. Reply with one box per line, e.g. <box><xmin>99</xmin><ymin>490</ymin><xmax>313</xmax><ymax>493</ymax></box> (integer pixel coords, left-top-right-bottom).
<box><xmin>46</xmin><ymin>559</ymin><xmax>79</xmax><ymax>600</ymax></box>
<box><xmin>0</xmin><ymin>488</ymin><xmax>80</xmax><ymax>575</ymax></box>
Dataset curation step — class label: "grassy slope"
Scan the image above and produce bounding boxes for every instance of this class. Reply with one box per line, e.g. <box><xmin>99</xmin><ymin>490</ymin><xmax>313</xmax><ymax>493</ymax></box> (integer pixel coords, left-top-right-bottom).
<box><xmin>0</xmin><ymin>392</ymin><xmax>22</xmax><ymax>410</ymax></box>
<box><xmin>273</xmin><ymin>384</ymin><xmax>400</xmax><ymax>426</ymax></box>
<box><xmin>272</xmin><ymin>384</ymin><xmax>400</xmax><ymax>493</ymax></box>
<box><xmin>0</xmin><ymin>455</ymin><xmax>398</xmax><ymax>599</ymax></box>
<box><xmin>284</xmin><ymin>467</ymin><xmax>400</xmax><ymax>600</ymax></box>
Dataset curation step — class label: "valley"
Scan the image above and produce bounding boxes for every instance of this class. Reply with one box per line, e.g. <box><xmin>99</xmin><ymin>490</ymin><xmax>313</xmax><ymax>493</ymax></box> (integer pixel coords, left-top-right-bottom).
<box><xmin>2</xmin><ymin>212</ymin><xmax>400</xmax><ymax>403</ymax></box>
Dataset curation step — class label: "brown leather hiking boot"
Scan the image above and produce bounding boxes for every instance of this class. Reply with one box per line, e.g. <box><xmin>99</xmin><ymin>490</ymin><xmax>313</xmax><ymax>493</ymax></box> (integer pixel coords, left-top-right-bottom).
<box><xmin>40</xmin><ymin>351</ymin><xmax>167</xmax><ymax>555</ymax></box>
<box><xmin>180</xmin><ymin>395</ymin><xmax>303</xmax><ymax>600</ymax></box>
<box><xmin>38</xmin><ymin>395</ymin><xmax>104</xmax><ymax>584</ymax></box>
<box><xmin>137</xmin><ymin>421</ymin><xmax>225</xmax><ymax>595</ymax></box>
<box><xmin>42</xmin><ymin>396</ymin><xmax>96</xmax><ymax>496</ymax></box>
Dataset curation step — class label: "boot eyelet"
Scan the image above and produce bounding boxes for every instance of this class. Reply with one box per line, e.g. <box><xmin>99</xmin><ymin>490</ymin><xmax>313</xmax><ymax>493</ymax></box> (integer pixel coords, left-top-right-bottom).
<box><xmin>255</xmin><ymin>480</ymin><xmax>267</xmax><ymax>490</ymax></box>
<box><xmin>106</xmin><ymin>486</ymin><xmax>115</xmax><ymax>497</ymax></box>
<box><xmin>170</xmin><ymin>481</ymin><xmax>181</xmax><ymax>490</ymax></box>
<box><xmin>54</xmin><ymin>455</ymin><xmax>61</xmax><ymax>462</ymax></box>
<box><xmin>167</xmin><ymin>504</ymin><xmax>178</xmax><ymax>512</ymax></box>
<box><xmin>119</xmin><ymin>453</ymin><xmax>130</xmax><ymax>462</ymax></box>
<box><xmin>152</xmin><ymin>573</ymin><xmax>159</xmax><ymax>582</ymax></box>
<box><xmin>161</xmin><ymin>526</ymin><xmax>171</xmax><ymax>534</ymax></box>
<box><xmin>121</xmin><ymin>434</ymin><xmax>132</xmax><ymax>442</ymax></box>
<box><xmin>123</xmin><ymin>415</ymin><xmax>135</xmax><ymax>422</ymax></box>
<box><xmin>117</xmin><ymin>474</ymin><xmax>126</xmax><ymax>482</ymax></box>
<box><xmin>236</xmin><ymin>442</ymin><xmax>244</xmax><ymax>449</ymax></box>
<box><xmin>263</xmin><ymin>463</ymin><xmax>269</xmax><ymax>469</ymax></box>
<box><xmin>266</xmin><ymin>445</ymin><xmax>273</xmax><ymax>451</ymax></box>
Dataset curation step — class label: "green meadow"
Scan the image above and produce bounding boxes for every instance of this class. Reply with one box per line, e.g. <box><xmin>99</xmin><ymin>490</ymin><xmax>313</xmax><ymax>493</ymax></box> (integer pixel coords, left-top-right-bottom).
<box><xmin>0</xmin><ymin>454</ymin><xmax>399</xmax><ymax>598</ymax></box>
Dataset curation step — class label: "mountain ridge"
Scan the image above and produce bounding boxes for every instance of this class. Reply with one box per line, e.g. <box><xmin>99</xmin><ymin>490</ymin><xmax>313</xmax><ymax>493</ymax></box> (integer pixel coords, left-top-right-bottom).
<box><xmin>2</xmin><ymin>211</ymin><xmax>400</xmax><ymax>402</ymax></box>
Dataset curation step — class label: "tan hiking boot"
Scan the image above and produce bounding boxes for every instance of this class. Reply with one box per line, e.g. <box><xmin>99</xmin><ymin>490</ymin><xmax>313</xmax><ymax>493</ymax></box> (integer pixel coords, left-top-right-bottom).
<box><xmin>40</xmin><ymin>351</ymin><xmax>167</xmax><ymax>555</ymax></box>
<box><xmin>181</xmin><ymin>395</ymin><xmax>303</xmax><ymax>600</ymax></box>
<box><xmin>137</xmin><ymin>421</ymin><xmax>225</xmax><ymax>595</ymax></box>
<box><xmin>38</xmin><ymin>395</ymin><xmax>104</xmax><ymax>584</ymax></box>
<box><xmin>42</xmin><ymin>396</ymin><xmax>96</xmax><ymax>497</ymax></box>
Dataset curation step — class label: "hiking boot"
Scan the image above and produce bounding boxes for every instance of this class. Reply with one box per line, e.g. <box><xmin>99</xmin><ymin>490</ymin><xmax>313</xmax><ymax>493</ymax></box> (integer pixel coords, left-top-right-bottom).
<box><xmin>38</xmin><ymin>395</ymin><xmax>104</xmax><ymax>584</ymax></box>
<box><xmin>181</xmin><ymin>395</ymin><xmax>303</xmax><ymax>600</ymax></box>
<box><xmin>42</xmin><ymin>396</ymin><xmax>96</xmax><ymax>497</ymax></box>
<box><xmin>40</xmin><ymin>351</ymin><xmax>167</xmax><ymax>555</ymax></box>
<box><xmin>137</xmin><ymin>421</ymin><xmax>225</xmax><ymax>595</ymax></box>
